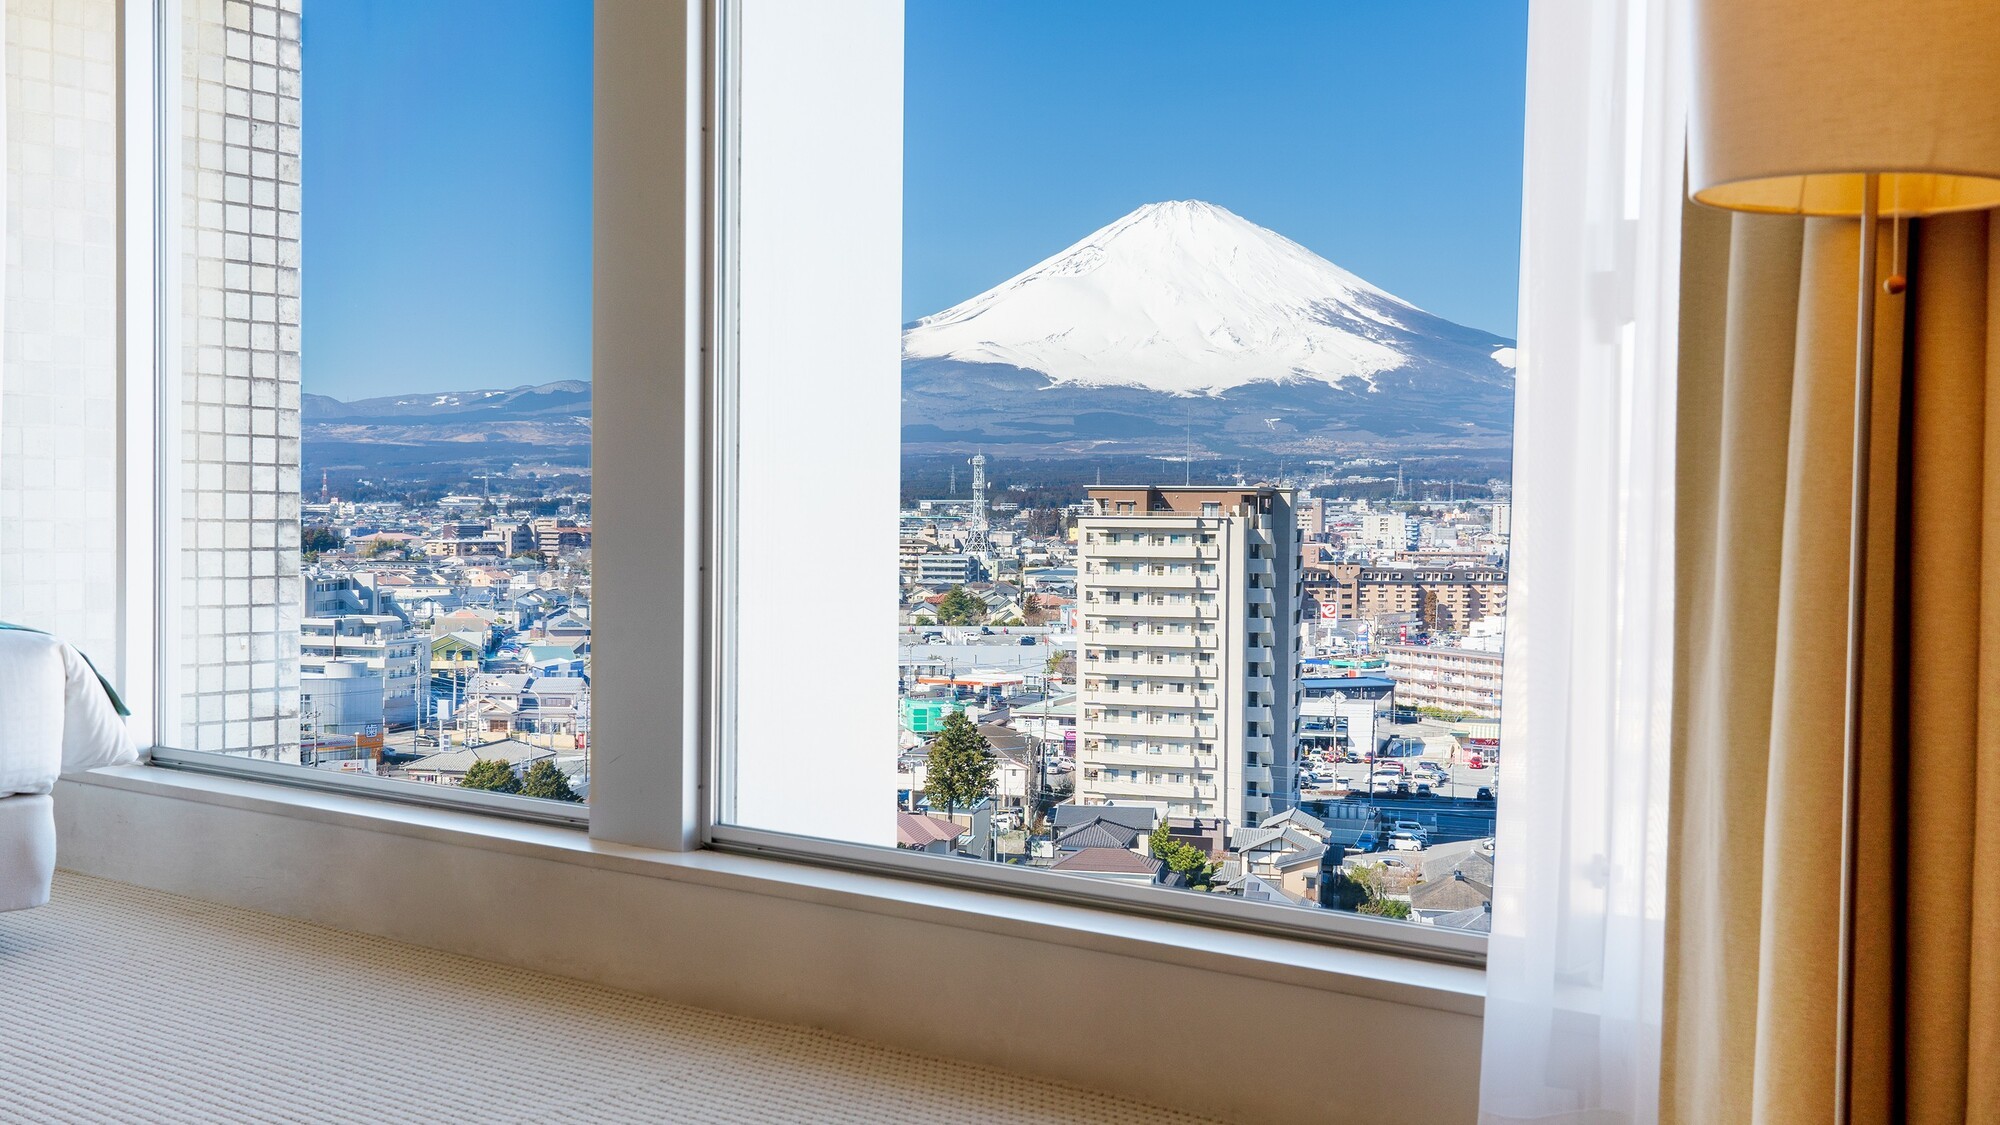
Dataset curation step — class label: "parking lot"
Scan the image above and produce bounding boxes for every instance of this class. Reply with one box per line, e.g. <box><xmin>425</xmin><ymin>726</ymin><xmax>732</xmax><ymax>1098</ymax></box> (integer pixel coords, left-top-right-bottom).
<box><xmin>1296</xmin><ymin>733</ymin><xmax>1500</xmax><ymax>848</ymax></box>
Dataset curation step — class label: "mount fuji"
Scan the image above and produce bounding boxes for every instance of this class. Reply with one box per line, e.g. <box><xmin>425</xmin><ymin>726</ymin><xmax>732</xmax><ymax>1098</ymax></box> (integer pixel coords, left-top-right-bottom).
<box><xmin>901</xmin><ymin>200</ymin><xmax>1515</xmax><ymax>458</ymax></box>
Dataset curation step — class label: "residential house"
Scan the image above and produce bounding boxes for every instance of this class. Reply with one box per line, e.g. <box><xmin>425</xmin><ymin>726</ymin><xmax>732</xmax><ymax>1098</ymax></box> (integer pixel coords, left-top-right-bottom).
<box><xmin>895</xmin><ymin>812</ymin><xmax>965</xmax><ymax>854</ymax></box>
<box><xmin>399</xmin><ymin>739</ymin><xmax>554</xmax><ymax>787</ymax></box>
<box><xmin>1047</xmin><ymin>847</ymin><xmax>1174</xmax><ymax>887</ymax></box>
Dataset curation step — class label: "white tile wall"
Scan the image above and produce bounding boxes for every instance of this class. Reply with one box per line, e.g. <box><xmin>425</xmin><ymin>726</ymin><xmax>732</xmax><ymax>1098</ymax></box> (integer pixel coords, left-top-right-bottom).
<box><xmin>1</xmin><ymin>0</ymin><xmax>121</xmax><ymax>663</ymax></box>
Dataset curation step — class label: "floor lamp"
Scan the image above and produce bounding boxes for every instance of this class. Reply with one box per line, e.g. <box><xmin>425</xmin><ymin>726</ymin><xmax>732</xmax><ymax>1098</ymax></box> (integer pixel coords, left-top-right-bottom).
<box><xmin>1687</xmin><ymin>2</ymin><xmax>2000</xmax><ymax>1120</ymax></box>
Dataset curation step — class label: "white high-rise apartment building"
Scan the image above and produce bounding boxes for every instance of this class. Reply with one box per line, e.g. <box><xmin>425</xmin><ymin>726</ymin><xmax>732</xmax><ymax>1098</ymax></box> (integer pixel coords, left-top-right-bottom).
<box><xmin>1074</xmin><ymin>487</ymin><xmax>1302</xmax><ymax>832</ymax></box>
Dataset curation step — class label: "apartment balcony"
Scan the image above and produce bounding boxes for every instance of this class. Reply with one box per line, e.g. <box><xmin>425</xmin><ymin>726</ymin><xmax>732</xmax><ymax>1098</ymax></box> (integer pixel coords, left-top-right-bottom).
<box><xmin>1242</xmin><ymin>793</ymin><xmax>1273</xmax><ymax>816</ymax></box>
<box><xmin>1083</xmin><ymin>542</ymin><xmax>1219</xmax><ymax>561</ymax></box>
<box><xmin>1087</xmin><ymin>718</ymin><xmax>1219</xmax><ymax>741</ymax></box>
<box><xmin>1243</xmin><ymin>764</ymin><xmax>1273</xmax><ymax>787</ymax></box>
<box><xmin>1085</xmin><ymin>776</ymin><xmax>1212</xmax><ymax>802</ymax></box>
<box><xmin>1082</xmin><ymin>630</ymin><xmax>1212</xmax><ymax>650</ymax></box>
<box><xmin>1247</xmin><ymin>557</ymin><xmax>1274</xmax><ymax>577</ymax></box>
<box><xmin>1245</xmin><ymin>646</ymin><xmax>1273</xmax><ymax>665</ymax></box>
<box><xmin>1245</xmin><ymin>675</ymin><xmax>1273</xmax><ymax>697</ymax></box>
<box><xmin>1247</xmin><ymin>586</ymin><xmax>1273</xmax><ymax>607</ymax></box>
<box><xmin>1084</xmin><ymin>749</ymin><xmax>1210</xmax><ymax>771</ymax></box>
<box><xmin>1083</xmin><ymin>602</ymin><xmax>1213</xmax><ymax>621</ymax></box>
<box><xmin>1082</xmin><ymin>571</ymin><xmax>1215</xmax><ymax>591</ymax></box>
<box><xmin>1083</xmin><ymin>688</ymin><xmax>1217</xmax><ymax>710</ymax></box>
<box><xmin>1082</xmin><ymin>657</ymin><xmax>1205</xmax><ymax>678</ymax></box>
<box><xmin>1245</xmin><ymin>705</ymin><xmax>1273</xmax><ymax>726</ymax></box>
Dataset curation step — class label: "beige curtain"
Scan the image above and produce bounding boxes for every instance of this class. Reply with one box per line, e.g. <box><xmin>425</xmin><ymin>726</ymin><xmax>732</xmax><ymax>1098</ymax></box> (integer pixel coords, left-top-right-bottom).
<box><xmin>1665</xmin><ymin>201</ymin><xmax>2000</xmax><ymax>1121</ymax></box>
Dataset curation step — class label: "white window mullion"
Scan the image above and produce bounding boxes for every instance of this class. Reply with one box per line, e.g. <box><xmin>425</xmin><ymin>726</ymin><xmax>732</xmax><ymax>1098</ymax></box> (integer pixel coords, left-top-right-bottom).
<box><xmin>587</xmin><ymin>0</ymin><xmax>708</xmax><ymax>850</ymax></box>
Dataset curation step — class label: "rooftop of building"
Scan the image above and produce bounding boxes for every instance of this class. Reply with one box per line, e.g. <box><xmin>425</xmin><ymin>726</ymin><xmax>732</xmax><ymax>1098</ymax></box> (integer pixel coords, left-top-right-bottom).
<box><xmin>1048</xmin><ymin>847</ymin><xmax>1164</xmax><ymax>877</ymax></box>
<box><xmin>1084</xmin><ymin>485</ymin><xmax>1293</xmax><ymax>517</ymax></box>
<box><xmin>1301</xmin><ymin>675</ymin><xmax>1398</xmax><ymax>691</ymax></box>
<box><xmin>1055</xmin><ymin>818</ymin><xmax>1143</xmax><ymax>852</ymax></box>
<box><xmin>1384</xmin><ymin>643</ymin><xmax>1507</xmax><ymax>662</ymax></box>
<box><xmin>405</xmin><ymin>740</ymin><xmax>555</xmax><ymax>773</ymax></box>
<box><xmin>895</xmin><ymin>812</ymin><xmax>965</xmax><ymax>848</ymax></box>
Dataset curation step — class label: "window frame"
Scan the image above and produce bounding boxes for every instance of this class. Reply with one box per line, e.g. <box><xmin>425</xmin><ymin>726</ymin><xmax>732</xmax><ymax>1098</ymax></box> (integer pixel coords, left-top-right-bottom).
<box><xmin>118</xmin><ymin>0</ymin><xmax>1494</xmax><ymax>969</ymax></box>
<box><xmin>127</xmin><ymin>0</ymin><xmax>598</xmax><ymax>830</ymax></box>
<box><xmin>692</xmin><ymin>0</ymin><xmax>1485</xmax><ymax>967</ymax></box>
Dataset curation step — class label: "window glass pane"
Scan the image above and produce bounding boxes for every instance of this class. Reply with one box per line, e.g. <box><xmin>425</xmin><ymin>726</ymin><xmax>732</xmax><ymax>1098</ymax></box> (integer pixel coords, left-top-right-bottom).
<box><xmin>725</xmin><ymin>2</ymin><xmax>1525</xmax><ymax>935</ymax></box>
<box><xmin>160</xmin><ymin>0</ymin><xmax>594</xmax><ymax>806</ymax></box>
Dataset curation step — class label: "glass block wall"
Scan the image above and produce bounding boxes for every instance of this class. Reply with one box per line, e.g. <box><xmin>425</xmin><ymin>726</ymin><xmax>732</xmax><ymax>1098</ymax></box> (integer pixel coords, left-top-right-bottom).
<box><xmin>170</xmin><ymin>0</ymin><xmax>303</xmax><ymax>757</ymax></box>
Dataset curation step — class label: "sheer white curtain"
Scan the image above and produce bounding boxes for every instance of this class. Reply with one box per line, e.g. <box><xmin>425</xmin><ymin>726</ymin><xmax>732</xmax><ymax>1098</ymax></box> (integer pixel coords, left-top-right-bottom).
<box><xmin>1479</xmin><ymin>1</ymin><xmax>1686</xmax><ymax>1122</ymax></box>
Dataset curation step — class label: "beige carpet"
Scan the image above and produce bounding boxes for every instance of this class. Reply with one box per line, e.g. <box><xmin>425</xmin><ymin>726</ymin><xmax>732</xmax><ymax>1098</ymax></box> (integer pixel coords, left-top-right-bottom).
<box><xmin>0</xmin><ymin>872</ymin><xmax>1224</xmax><ymax>1124</ymax></box>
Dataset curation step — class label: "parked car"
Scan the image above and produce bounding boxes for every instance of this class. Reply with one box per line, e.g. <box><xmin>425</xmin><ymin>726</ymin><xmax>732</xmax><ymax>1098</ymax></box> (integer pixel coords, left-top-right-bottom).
<box><xmin>1351</xmin><ymin>832</ymin><xmax>1379</xmax><ymax>853</ymax></box>
<box><xmin>1413</xmin><ymin>782</ymin><xmax>1434</xmax><ymax>798</ymax></box>
<box><xmin>1391</xmin><ymin>819</ymin><xmax>1430</xmax><ymax>842</ymax></box>
<box><xmin>1387</xmin><ymin>830</ymin><xmax>1425</xmax><ymax>852</ymax></box>
<box><xmin>1018</xmin><ymin>635</ymin><xmax>1036</xmax><ymax>646</ymax></box>
<box><xmin>1475</xmin><ymin>786</ymin><xmax>1495</xmax><ymax>801</ymax></box>
<box><xmin>1467</xmin><ymin>754</ymin><xmax>1488</xmax><ymax>769</ymax></box>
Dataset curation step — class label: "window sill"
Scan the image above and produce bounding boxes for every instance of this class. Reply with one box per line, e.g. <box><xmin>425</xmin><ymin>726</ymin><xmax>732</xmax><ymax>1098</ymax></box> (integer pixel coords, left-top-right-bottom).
<box><xmin>61</xmin><ymin>762</ymin><xmax>1483</xmax><ymax>1017</ymax></box>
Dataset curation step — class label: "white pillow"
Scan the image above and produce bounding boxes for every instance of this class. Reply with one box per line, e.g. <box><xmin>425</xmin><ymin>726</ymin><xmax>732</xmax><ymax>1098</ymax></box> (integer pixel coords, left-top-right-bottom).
<box><xmin>59</xmin><ymin>640</ymin><xmax>140</xmax><ymax>773</ymax></box>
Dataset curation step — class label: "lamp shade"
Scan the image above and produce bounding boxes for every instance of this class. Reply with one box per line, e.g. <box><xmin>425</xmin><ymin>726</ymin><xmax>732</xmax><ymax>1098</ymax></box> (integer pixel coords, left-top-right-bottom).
<box><xmin>1689</xmin><ymin>0</ymin><xmax>2000</xmax><ymax>216</ymax></box>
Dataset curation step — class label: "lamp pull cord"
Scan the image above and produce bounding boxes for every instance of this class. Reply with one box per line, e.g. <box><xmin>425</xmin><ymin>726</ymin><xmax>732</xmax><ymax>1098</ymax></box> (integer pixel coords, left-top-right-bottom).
<box><xmin>1886</xmin><ymin>213</ymin><xmax>1908</xmax><ymax>295</ymax></box>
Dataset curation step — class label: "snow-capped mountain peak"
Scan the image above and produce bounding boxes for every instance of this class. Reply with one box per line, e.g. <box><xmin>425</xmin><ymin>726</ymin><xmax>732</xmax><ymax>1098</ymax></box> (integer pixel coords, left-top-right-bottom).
<box><xmin>902</xmin><ymin>200</ymin><xmax>1510</xmax><ymax>397</ymax></box>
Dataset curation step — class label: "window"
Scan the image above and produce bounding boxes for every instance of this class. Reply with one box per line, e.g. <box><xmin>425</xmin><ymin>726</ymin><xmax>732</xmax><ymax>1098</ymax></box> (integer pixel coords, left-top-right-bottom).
<box><xmin>149</xmin><ymin>0</ymin><xmax>593</xmax><ymax>814</ymax></box>
<box><xmin>716</xmin><ymin>1</ymin><xmax>1522</xmax><ymax>946</ymax></box>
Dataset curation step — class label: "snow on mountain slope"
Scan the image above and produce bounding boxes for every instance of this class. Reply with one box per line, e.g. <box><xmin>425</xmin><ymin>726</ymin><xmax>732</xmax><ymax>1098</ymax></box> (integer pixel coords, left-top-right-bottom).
<box><xmin>902</xmin><ymin>200</ymin><xmax>1510</xmax><ymax>396</ymax></box>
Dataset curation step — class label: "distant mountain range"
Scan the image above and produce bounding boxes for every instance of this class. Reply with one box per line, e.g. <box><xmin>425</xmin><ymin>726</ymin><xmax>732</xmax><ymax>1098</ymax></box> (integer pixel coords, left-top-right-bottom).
<box><xmin>305</xmin><ymin>201</ymin><xmax>1516</xmax><ymax>473</ymax></box>
<box><xmin>902</xmin><ymin>200</ymin><xmax>1515</xmax><ymax>457</ymax></box>
<box><xmin>302</xmin><ymin>381</ymin><xmax>591</xmax><ymax>476</ymax></box>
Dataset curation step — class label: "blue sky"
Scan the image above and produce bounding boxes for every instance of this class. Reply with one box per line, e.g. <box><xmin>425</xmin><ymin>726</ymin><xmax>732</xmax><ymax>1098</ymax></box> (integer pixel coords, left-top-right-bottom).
<box><xmin>905</xmin><ymin>2</ymin><xmax>1528</xmax><ymax>334</ymax></box>
<box><xmin>301</xmin><ymin>0</ymin><xmax>593</xmax><ymax>401</ymax></box>
<box><xmin>303</xmin><ymin>2</ymin><xmax>1525</xmax><ymax>399</ymax></box>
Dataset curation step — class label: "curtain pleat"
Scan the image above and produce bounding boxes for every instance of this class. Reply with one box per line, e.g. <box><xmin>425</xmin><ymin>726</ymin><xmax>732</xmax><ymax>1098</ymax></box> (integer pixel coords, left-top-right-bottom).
<box><xmin>1666</xmin><ymin>208</ymin><xmax>2000</xmax><ymax>1122</ymax></box>
<box><xmin>1975</xmin><ymin>217</ymin><xmax>2000</xmax><ymax>1122</ymax></box>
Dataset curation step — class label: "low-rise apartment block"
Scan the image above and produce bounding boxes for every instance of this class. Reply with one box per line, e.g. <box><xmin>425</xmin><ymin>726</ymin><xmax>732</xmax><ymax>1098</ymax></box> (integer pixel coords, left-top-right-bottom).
<box><xmin>1384</xmin><ymin>644</ymin><xmax>1504</xmax><ymax>717</ymax></box>
<box><xmin>1308</xmin><ymin>563</ymin><xmax>1509</xmax><ymax>632</ymax></box>
<box><xmin>300</xmin><ymin>614</ymin><xmax>428</xmax><ymax>727</ymax></box>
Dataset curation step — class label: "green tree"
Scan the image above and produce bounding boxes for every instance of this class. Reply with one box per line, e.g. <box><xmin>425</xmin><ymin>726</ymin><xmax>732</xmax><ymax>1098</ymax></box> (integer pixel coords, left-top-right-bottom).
<box><xmin>1335</xmin><ymin>862</ymin><xmax>1412</xmax><ymax>918</ymax></box>
<box><xmin>361</xmin><ymin>537</ymin><xmax>409</xmax><ymax>560</ymax></box>
<box><xmin>924</xmin><ymin>710</ymin><xmax>995</xmax><ymax>815</ymax></box>
<box><xmin>1147</xmin><ymin>821</ymin><xmax>1219</xmax><ymax>890</ymax></box>
<box><xmin>301</xmin><ymin>525</ymin><xmax>342</xmax><ymax>558</ymax></box>
<box><xmin>933</xmin><ymin>586</ymin><xmax>988</xmax><ymax>626</ymax></box>
<box><xmin>460</xmin><ymin>758</ymin><xmax>521</xmax><ymax>794</ymax></box>
<box><xmin>518</xmin><ymin>759</ymin><xmax>582</xmax><ymax>803</ymax></box>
